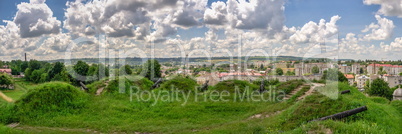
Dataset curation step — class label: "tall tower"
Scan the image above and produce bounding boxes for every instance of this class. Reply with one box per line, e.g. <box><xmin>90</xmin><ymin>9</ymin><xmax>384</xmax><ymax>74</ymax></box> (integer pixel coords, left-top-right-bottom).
<box><xmin>25</xmin><ymin>53</ymin><xmax>27</xmax><ymax>61</ymax></box>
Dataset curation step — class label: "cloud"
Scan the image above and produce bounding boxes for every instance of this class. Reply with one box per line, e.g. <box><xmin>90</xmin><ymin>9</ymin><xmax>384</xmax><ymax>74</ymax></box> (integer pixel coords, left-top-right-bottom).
<box><xmin>361</xmin><ymin>15</ymin><xmax>394</xmax><ymax>41</ymax></box>
<box><xmin>380</xmin><ymin>37</ymin><xmax>402</xmax><ymax>52</ymax></box>
<box><xmin>14</xmin><ymin>0</ymin><xmax>61</xmax><ymax>38</ymax></box>
<box><xmin>204</xmin><ymin>1</ymin><xmax>227</xmax><ymax>25</ymax></box>
<box><xmin>289</xmin><ymin>15</ymin><xmax>341</xmax><ymax>44</ymax></box>
<box><xmin>204</xmin><ymin>0</ymin><xmax>285</xmax><ymax>32</ymax></box>
<box><xmin>364</xmin><ymin>0</ymin><xmax>402</xmax><ymax>18</ymax></box>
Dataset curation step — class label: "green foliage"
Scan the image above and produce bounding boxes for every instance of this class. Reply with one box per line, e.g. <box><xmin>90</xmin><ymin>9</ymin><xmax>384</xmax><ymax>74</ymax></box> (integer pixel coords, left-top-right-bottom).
<box><xmin>276</xmin><ymin>68</ymin><xmax>283</xmax><ymax>75</ymax></box>
<box><xmin>142</xmin><ymin>60</ymin><xmax>161</xmax><ymax>80</ymax></box>
<box><xmin>39</xmin><ymin>73</ymin><xmax>48</xmax><ymax>83</ymax></box>
<box><xmin>312</xmin><ymin>66</ymin><xmax>319</xmax><ymax>74</ymax></box>
<box><xmin>15</xmin><ymin>82</ymin><xmax>88</xmax><ymax>116</ymax></box>
<box><xmin>160</xmin><ymin>75</ymin><xmax>198</xmax><ymax>91</ymax></box>
<box><xmin>368</xmin><ymin>78</ymin><xmax>393</xmax><ymax>100</ymax></box>
<box><xmin>285</xmin><ymin>71</ymin><xmax>295</xmax><ymax>76</ymax></box>
<box><xmin>24</xmin><ymin>68</ymin><xmax>32</xmax><ymax>81</ymax></box>
<box><xmin>212</xmin><ymin>80</ymin><xmax>258</xmax><ymax>93</ymax></box>
<box><xmin>322</xmin><ymin>68</ymin><xmax>348</xmax><ymax>82</ymax></box>
<box><xmin>73</xmin><ymin>60</ymin><xmax>89</xmax><ymax>76</ymax></box>
<box><xmin>252</xmin><ymin>78</ymin><xmax>280</xmax><ymax>86</ymax></box>
<box><xmin>0</xmin><ymin>73</ymin><xmax>14</xmax><ymax>89</ymax></box>
<box><xmin>48</xmin><ymin>62</ymin><xmax>64</xmax><ymax>79</ymax></box>
<box><xmin>28</xmin><ymin>59</ymin><xmax>41</xmax><ymax>70</ymax></box>
<box><xmin>120</xmin><ymin>65</ymin><xmax>133</xmax><ymax>75</ymax></box>
<box><xmin>105</xmin><ymin>76</ymin><xmax>154</xmax><ymax>94</ymax></box>
<box><xmin>30</xmin><ymin>69</ymin><xmax>45</xmax><ymax>83</ymax></box>
<box><xmin>0</xmin><ymin>103</ymin><xmax>16</xmax><ymax>124</ymax></box>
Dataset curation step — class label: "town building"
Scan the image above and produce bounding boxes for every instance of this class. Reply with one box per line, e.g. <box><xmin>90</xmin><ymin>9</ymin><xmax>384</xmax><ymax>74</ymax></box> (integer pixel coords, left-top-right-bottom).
<box><xmin>367</xmin><ymin>64</ymin><xmax>402</xmax><ymax>75</ymax></box>
<box><xmin>356</xmin><ymin>75</ymin><xmax>370</xmax><ymax>89</ymax></box>
<box><xmin>383</xmin><ymin>75</ymin><xmax>402</xmax><ymax>88</ymax></box>
<box><xmin>344</xmin><ymin>74</ymin><xmax>355</xmax><ymax>85</ymax></box>
<box><xmin>0</xmin><ymin>69</ymin><xmax>12</xmax><ymax>75</ymax></box>
<box><xmin>294</xmin><ymin>63</ymin><xmax>328</xmax><ymax>76</ymax></box>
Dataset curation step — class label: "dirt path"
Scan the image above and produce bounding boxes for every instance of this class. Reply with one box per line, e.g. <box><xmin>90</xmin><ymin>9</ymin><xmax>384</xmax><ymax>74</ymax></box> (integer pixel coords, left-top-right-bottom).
<box><xmin>297</xmin><ymin>83</ymin><xmax>325</xmax><ymax>100</ymax></box>
<box><xmin>0</xmin><ymin>91</ymin><xmax>14</xmax><ymax>102</ymax></box>
<box><xmin>283</xmin><ymin>84</ymin><xmax>308</xmax><ymax>100</ymax></box>
<box><xmin>95</xmin><ymin>80</ymin><xmax>109</xmax><ymax>96</ymax></box>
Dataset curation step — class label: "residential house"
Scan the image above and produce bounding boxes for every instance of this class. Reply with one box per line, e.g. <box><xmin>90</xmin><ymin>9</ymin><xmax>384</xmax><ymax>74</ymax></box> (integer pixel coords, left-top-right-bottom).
<box><xmin>344</xmin><ymin>74</ymin><xmax>355</xmax><ymax>86</ymax></box>
<box><xmin>0</xmin><ymin>69</ymin><xmax>12</xmax><ymax>75</ymax></box>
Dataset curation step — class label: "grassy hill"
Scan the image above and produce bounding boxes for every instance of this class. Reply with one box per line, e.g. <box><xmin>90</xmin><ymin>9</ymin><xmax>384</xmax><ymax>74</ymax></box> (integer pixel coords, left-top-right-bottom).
<box><xmin>0</xmin><ymin>80</ymin><xmax>400</xmax><ymax>133</ymax></box>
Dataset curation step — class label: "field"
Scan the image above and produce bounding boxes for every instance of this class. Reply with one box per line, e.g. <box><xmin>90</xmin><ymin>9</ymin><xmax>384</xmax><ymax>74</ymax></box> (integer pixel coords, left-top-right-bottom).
<box><xmin>0</xmin><ymin>80</ymin><xmax>401</xmax><ymax>133</ymax></box>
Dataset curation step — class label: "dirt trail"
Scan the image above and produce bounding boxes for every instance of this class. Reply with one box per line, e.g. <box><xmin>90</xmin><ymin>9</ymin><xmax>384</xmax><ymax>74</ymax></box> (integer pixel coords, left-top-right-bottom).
<box><xmin>95</xmin><ymin>80</ymin><xmax>109</xmax><ymax>96</ymax></box>
<box><xmin>297</xmin><ymin>83</ymin><xmax>325</xmax><ymax>100</ymax></box>
<box><xmin>0</xmin><ymin>91</ymin><xmax>13</xmax><ymax>102</ymax></box>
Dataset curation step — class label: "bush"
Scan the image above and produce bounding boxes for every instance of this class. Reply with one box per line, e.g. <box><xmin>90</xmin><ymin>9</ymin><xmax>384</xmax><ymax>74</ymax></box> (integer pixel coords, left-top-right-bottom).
<box><xmin>160</xmin><ymin>75</ymin><xmax>198</xmax><ymax>91</ymax></box>
<box><xmin>368</xmin><ymin>78</ymin><xmax>393</xmax><ymax>100</ymax></box>
<box><xmin>15</xmin><ymin>82</ymin><xmax>88</xmax><ymax>116</ymax></box>
<box><xmin>212</xmin><ymin>80</ymin><xmax>258</xmax><ymax>93</ymax></box>
<box><xmin>0</xmin><ymin>103</ymin><xmax>16</xmax><ymax>124</ymax></box>
<box><xmin>104</xmin><ymin>76</ymin><xmax>154</xmax><ymax>94</ymax></box>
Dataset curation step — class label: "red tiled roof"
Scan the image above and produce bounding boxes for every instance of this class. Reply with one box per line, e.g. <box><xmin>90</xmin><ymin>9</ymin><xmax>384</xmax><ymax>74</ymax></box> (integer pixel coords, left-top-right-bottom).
<box><xmin>0</xmin><ymin>69</ymin><xmax>12</xmax><ymax>73</ymax></box>
<box><xmin>368</xmin><ymin>64</ymin><xmax>401</xmax><ymax>68</ymax></box>
<box><xmin>218</xmin><ymin>72</ymin><xmax>264</xmax><ymax>77</ymax></box>
<box><xmin>344</xmin><ymin>74</ymin><xmax>354</xmax><ymax>79</ymax></box>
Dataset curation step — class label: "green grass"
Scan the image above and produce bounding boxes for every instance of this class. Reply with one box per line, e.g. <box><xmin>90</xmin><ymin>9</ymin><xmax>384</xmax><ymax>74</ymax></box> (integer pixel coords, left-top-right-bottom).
<box><xmin>0</xmin><ymin>80</ymin><xmax>401</xmax><ymax>133</ymax></box>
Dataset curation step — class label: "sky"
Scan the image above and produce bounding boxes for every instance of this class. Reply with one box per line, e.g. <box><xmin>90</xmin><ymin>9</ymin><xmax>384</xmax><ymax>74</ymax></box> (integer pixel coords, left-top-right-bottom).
<box><xmin>0</xmin><ymin>0</ymin><xmax>402</xmax><ymax>61</ymax></box>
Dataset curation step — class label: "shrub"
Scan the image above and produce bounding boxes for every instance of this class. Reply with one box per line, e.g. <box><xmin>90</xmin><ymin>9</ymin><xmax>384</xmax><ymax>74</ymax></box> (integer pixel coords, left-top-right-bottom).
<box><xmin>160</xmin><ymin>75</ymin><xmax>198</xmax><ymax>91</ymax></box>
<box><xmin>212</xmin><ymin>80</ymin><xmax>258</xmax><ymax>93</ymax></box>
<box><xmin>104</xmin><ymin>76</ymin><xmax>154</xmax><ymax>94</ymax></box>
<box><xmin>368</xmin><ymin>78</ymin><xmax>393</xmax><ymax>100</ymax></box>
<box><xmin>15</xmin><ymin>82</ymin><xmax>88</xmax><ymax>116</ymax></box>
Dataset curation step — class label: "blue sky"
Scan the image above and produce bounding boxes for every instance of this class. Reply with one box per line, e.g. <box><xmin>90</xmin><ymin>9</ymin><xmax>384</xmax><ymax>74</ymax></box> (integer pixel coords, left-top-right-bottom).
<box><xmin>0</xmin><ymin>0</ymin><xmax>401</xmax><ymax>60</ymax></box>
<box><xmin>0</xmin><ymin>0</ymin><xmax>392</xmax><ymax>37</ymax></box>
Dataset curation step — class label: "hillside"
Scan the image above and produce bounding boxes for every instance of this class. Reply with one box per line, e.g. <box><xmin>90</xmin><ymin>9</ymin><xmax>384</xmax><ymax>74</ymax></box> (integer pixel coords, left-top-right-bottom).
<box><xmin>0</xmin><ymin>81</ymin><xmax>400</xmax><ymax>133</ymax></box>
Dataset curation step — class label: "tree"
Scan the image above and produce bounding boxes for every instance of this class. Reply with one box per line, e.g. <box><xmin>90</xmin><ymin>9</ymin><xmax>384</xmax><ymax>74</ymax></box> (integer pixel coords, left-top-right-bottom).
<box><xmin>121</xmin><ymin>65</ymin><xmax>132</xmax><ymax>75</ymax></box>
<box><xmin>276</xmin><ymin>68</ymin><xmax>283</xmax><ymax>76</ymax></box>
<box><xmin>24</xmin><ymin>68</ymin><xmax>33</xmax><ymax>81</ymax></box>
<box><xmin>73</xmin><ymin>61</ymin><xmax>89</xmax><ymax>76</ymax></box>
<box><xmin>321</xmin><ymin>68</ymin><xmax>347</xmax><ymax>82</ymax></box>
<box><xmin>142</xmin><ymin>60</ymin><xmax>161</xmax><ymax>80</ymax></box>
<box><xmin>20</xmin><ymin>61</ymin><xmax>28</xmax><ymax>73</ymax></box>
<box><xmin>30</xmin><ymin>69</ymin><xmax>44</xmax><ymax>83</ymax></box>
<box><xmin>28</xmin><ymin>60</ymin><xmax>41</xmax><ymax>70</ymax></box>
<box><xmin>368</xmin><ymin>78</ymin><xmax>393</xmax><ymax>100</ymax></box>
<box><xmin>260</xmin><ymin>64</ymin><xmax>264</xmax><ymax>70</ymax></box>
<box><xmin>359</xmin><ymin>68</ymin><xmax>364</xmax><ymax>74</ymax></box>
<box><xmin>48</xmin><ymin>62</ymin><xmax>65</xmax><ymax>80</ymax></box>
<box><xmin>0</xmin><ymin>73</ymin><xmax>14</xmax><ymax>89</ymax></box>
<box><xmin>285</xmin><ymin>71</ymin><xmax>295</xmax><ymax>76</ymax></box>
<box><xmin>378</xmin><ymin>66</ymin><xmax>387</xmax><ymax>75</ymax></box>
<box><xmin>312</xmin><ymin>66</ymin><xmax>320</xmax><ymax>74</ymax></box>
